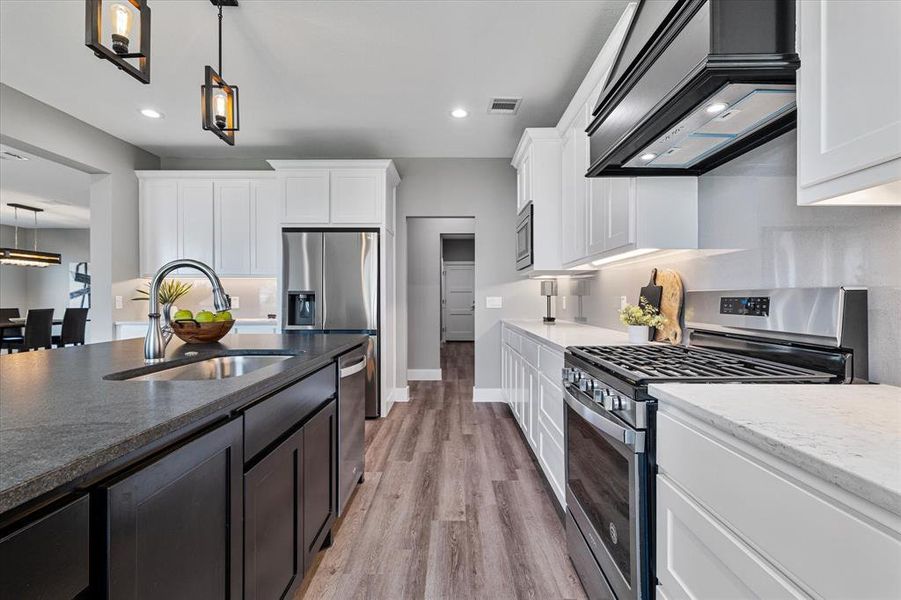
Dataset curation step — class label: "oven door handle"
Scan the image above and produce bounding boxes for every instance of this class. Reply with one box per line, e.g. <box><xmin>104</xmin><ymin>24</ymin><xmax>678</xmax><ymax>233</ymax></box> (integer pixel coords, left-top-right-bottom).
<box><xmin>564</xmin><ymin>388</ymin><xmax>645</xmax><ymax>453</ymax></box>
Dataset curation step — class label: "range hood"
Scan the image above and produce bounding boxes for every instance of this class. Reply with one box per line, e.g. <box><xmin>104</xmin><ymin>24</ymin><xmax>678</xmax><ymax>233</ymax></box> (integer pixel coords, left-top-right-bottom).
<box><xmin>587</xmin><ymin>0</ymin><xmax>799</xmax><ymax>177</ymax></box>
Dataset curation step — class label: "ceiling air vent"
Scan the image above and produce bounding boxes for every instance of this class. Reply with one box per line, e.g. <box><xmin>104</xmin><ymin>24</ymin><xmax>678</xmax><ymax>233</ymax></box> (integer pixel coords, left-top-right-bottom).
<box><xmin>487</xmin><ymin>97</ymin><xmax>522</xmax><ymax>115</ymax></box>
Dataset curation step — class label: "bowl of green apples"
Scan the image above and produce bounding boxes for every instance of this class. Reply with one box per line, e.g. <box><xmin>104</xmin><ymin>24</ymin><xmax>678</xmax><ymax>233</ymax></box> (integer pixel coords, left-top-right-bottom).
<box><xmin>170</xmin><ymin>309</ymin><xmax>234</xmax><ymax>343</ymax></box>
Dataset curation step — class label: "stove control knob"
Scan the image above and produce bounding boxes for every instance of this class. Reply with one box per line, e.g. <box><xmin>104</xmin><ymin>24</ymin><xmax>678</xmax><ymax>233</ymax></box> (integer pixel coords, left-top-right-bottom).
<box><xmin>592</xmin><ymin>388</ymin><xmax>605</xmax><ymax>403</ymax></box>
<box><xmin>603</xmin><ymin>394</ymin><xmax>622</xmax><ymax>411</ymax></box>
<box><xmin>579</xmin><ymin>378</ymin><xmax>594</xmax><ymax>392</ymax></box>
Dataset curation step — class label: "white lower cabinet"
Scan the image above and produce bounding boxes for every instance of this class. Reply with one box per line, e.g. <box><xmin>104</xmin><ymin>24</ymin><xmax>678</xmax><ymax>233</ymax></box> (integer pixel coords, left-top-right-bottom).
<box><xmin>657</xmin><ymin>408</ymin><xmax>901</xmax><ymax>599</ymax></box>
<box><xmin>501</xmin><ymin>324</ymin><xmax>566</xmax><ymax>509</ymax></box>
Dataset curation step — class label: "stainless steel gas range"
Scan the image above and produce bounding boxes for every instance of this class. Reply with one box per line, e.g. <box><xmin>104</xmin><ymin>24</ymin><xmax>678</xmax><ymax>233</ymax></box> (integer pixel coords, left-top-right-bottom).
<box><xmin>562</xmin><ymin>287</ymin><xmax>868</xmax><ymax>600</ymax></box>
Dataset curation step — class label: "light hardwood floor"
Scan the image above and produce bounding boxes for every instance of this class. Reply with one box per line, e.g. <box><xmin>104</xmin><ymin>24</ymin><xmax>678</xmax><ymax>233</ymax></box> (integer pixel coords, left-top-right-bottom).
<box><xmin>297</xmin><ymin>342</ymin><xmax>586</xmax><ymax>599</ymax></box>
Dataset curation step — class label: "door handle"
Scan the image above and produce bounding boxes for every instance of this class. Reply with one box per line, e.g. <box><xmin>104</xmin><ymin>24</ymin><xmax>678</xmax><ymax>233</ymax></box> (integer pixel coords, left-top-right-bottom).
<box><xmin>563</xmin><ymin>388</ymin><xmax>644</xmax><ymax>453</ymax></box>
<box><xmin>340</xmin><ymin>356</ymin><xmax>368</xmax><ymax>378</ymax></box>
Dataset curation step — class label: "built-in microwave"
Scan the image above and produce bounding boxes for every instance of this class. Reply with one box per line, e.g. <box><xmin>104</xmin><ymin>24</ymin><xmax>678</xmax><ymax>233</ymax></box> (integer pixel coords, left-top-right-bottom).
<box><xmin>515</xmin><ymin>202</ymin><xmax>533</xmax><ymax>271</ymax></box>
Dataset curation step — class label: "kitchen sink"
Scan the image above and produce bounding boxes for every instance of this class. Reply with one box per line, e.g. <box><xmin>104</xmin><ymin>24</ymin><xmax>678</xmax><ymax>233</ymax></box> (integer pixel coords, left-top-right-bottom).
<box><xmin>122</xmin><ymin>354</ymin><xmax>293</xmax><ymax>381</ymax></box>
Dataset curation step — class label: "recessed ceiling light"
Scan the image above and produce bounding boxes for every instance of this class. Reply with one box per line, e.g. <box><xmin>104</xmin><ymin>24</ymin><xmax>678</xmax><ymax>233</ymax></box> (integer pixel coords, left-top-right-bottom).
<box><xmin>140</xmin><ymin>108</ymin><xmax>163</xmax><ymax>119</ymax></box>
<box><xmin>706</xmin><ymin>102</ymin><xmax>729</xmax><ymax>114</ymax></box>
<box><xmin>640</xmin><ymin>153</ymin><xmax>657</xmax><ymax>161</ymax></box>
<box><xmin>451</xmin><ymin>108</ymin><xmax>468</xmax><ymax>119</ymax></box>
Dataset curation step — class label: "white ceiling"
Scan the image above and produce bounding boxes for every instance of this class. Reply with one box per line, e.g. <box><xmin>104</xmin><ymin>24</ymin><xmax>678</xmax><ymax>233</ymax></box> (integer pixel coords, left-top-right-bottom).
<box><xmin>0</xmin><ymin>0</ymin><xmax>629</xmax><ymax>160</ymax></box>
<box><xmin>0</xmin><ymin>145</ymin><xmax>92</xmax><ymax>229</ymax></box>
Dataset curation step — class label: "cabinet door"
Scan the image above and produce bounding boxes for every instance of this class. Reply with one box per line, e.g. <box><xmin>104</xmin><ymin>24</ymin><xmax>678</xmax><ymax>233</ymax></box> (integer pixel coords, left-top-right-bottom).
<box><xmin>179</xmin><ymin>179</ymin><xmax>214</xmax><ymax>269</ymax></box>
<box><xmin>140</xmin><ymin>179</ymin><xmax>179</xmax><ymax>276</ymax></box>
<box><xmin>527</xmin><ymin>363</ymin><xmax>539</xmax><ymax>450</ymax></box>
<box><xmin>303</xmin><ymin>399</ymin><xmax>337</xmax><ymax>572</ymax></box>
<box><xmin>245</xmin><ymin>426</ymin><xmax>304</xmax><ymax>600</ymax></box>
<box><xmin>215</xmin><ymin>180</ymin><xmax>253</xmax><ymax>275</ymax></box>
<box><xmin>330</xmin><ymin>170</ymin><xmax>381</xmax><ymax>224</ymax></box>
<box><xmin>605</xmin><ymin>177</ymin><xmax>634</xmax><ymax>251</ymax></box>
<box><xmin>797</xmin><ymin>0</ymin><xmax>901</xmax><ymax>202</ymax></box>
<box><xmin>104</xmin><ymin>419</ymin><xmax>243</xmax><ymax>599</ymax></box>
<box><xmin>251</xmin><ymin>179</ymin><xmax>281</xmax><ymax>275</ymax></box>
<box><xmin>586</xmin><ymin>178</ymin><xmax>608</xmax><ymax>256</ymax></box>
<box><xmin>284</xmin><ymin>171</ymin><xmax>330</xmax><ymax>223</ymax></box>
<box><xmin>560</xmin><ymin>128</ymin><xmax>578</xmax><ymax>264</ymax></box>
<box><xmin>520</xmin><ymin>150</ymin><xmax>533</xmax><ymax>210</ymax></box>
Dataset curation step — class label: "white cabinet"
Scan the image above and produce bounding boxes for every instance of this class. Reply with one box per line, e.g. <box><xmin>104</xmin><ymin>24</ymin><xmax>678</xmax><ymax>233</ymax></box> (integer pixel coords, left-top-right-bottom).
<box><xmin>587</xmin><ymin>177</ymin><xmax>635</xmax><ymax>255</ymax></box>
<box><xmin>232</xmin><ymin>323</ymin><xmax>278</xmax><ymax>334</ymax></box>
<box><xmin>561</xmin><ymin>105</ymin><xmax>590</xmax><ymax>264</ymax></box>
<box><xmin>179</xmin><ymin>180</ymin><xmax>214</xmax><ymax>270</ymax></box>
<box><xmin>512</xmin><ymin>129</ymin><xmax>563</xmax><ymax>272</ymax></box>
<box><xmin>250</xmin><ymin>180</ymin><xmax>280</xmax><ymax>275</ymax></box>
<box><xmin>330</xmin><ymin>170</ymin><xmax>381</xmax><ymax>223</ymax></box>
<box><xmin>214</xmin><ymin>180</ymin><xmax>252</xmax><ymax>276</ymax></box>
<box><xmin>797</xmin><ymin>0</ymin><xmax>901</xmax><ymax>205</ymax></box>
<box><xmin>283</xmin><ymin>171</ymin><xmax>330</xmax><ymax>223</ymax></box>
<box><xmin>139</xmin><ymin>180</ymin><xmax>179</xmax><ymax>276</ymax></box>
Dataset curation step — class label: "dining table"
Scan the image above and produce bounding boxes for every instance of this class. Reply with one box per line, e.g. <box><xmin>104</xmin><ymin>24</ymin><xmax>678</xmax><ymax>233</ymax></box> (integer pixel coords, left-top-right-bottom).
<box><xmin>0</xmin><ymin>320</ymin><xmax>66</xmax><ymax>331</ymax></box>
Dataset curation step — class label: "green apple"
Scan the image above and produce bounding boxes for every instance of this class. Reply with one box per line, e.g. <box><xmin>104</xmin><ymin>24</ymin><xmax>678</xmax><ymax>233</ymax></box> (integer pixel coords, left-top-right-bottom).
<box><xmin>172</xmin><ymin>309</ymin><xmax>193</xmax><ymax>321</ymax></box>
<box><xmin>214</xmin><ymin>310</ymin><xmax>233</xmax><ymax>322</ymax></box>
<box><xmin>195</xmin><ymin>310</ymin><xmax>215</xmax><ymax>323</ymax></box>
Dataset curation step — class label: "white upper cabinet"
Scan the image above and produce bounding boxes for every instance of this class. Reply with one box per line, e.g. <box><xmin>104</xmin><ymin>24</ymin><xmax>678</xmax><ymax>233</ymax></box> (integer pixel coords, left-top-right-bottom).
<box><xmin>796</xmin><ymin>0</ymin><xmax>901</xmax><ymax>205</ymax></box>
<box><xmin>250</xmin><ymin>179</ymin><xmax>281</xmax><ymax>276</ymax></box>
<box><xmin>283</xmin><ymin>171</ymin><xmax>330</xmax><ymax>223</ymax></box>
<box><xmin>140</xmin><ymin>179</ymin><xmax>179</xmax><ymax>277</ymax></box>
<box><xmin>214</xmin><ymin>180</ymin><xmax>253</xmax><ymax>276</ymax></box>
<box><xmin>179</xmin><ymin>179</ymin><xmax>214</xmax><ymax>270</ymax></box>
<box><xmin>513</xmin><ymin>129</ymin><xmax>563</xmax><ymax>272</ymax></box>
<box><xmin>330</xmin><ymin>170</ymin><xmax>381</xmax><ymax>223</ymax></box>
<box><xmin>561</xmin><ymin>104</ymin><xmax>590</xmax><ymax>264</ymax></box>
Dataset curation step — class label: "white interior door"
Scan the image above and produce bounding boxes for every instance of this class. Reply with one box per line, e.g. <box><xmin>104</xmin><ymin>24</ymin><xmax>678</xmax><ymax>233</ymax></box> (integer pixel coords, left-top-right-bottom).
<box><xmin>442</xmin><ymin>261</ymin><xmax>474</xmax><ymax>341</ymax></box>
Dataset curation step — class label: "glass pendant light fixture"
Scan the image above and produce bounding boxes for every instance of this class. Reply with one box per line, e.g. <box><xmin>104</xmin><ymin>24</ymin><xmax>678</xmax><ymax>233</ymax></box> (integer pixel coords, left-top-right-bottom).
<box><xmin>0</xmin><ymin>204</ymin><xmax>62</xmax><ymax>268</ymax></box>
<box><xmin>85</xmin><ymin>0</ymin><xmax>151</xmax><ymax>84</ymax></box>
<box><xmin>201</xmin><ymin>0</ymin><xmax>240</xmax><ymax>146</ymax></box>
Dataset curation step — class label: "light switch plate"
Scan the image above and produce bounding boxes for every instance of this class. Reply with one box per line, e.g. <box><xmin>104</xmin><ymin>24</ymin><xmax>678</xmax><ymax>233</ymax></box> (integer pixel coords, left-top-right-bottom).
<box><xmin>230</xmin><ymin>296</ymin><xmax>240</xmax><ymax>309</ymax></box>
<box><xmin>562</xmin><ymin>296</ymin><xmax>567</xmax><ymax>310</ymax></box>
<box><xmin>620</xmin><ymin>296</ymin><xmax>628</xmax><ymax>309</ymax></box>
<box><xmin>115</xmin><ymin>296</ymin><xmax>123</xmax><ymax>309</ymax></box>
<box><xmin>486</xmin><ymin>296</ymin><xmax>502</xmax><ymax>309</ymax></box>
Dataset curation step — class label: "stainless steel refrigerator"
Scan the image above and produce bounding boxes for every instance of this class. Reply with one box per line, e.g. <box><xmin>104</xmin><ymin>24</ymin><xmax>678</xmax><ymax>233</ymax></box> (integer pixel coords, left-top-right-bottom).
<box><xmin>282</xmin><ymin>230</ymin><xmax>379</xmax><ymax>418</ymax></box>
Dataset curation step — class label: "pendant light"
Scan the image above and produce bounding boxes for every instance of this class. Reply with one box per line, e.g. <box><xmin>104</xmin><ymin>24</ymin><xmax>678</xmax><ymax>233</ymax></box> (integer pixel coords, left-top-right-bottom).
<box><xmin>0</xmin><ymin>204</ymin><xmax>62</xmax><ymax>268</ymax></box>
<box><xmin>85</xmin><ymin>0</ymin><xmax>151</xmax><ymax>84</ymax></box>
<box><xmin>201</xmin><ymin>0</ymin><xmax>240</xmax><ymax>146</ymax></box>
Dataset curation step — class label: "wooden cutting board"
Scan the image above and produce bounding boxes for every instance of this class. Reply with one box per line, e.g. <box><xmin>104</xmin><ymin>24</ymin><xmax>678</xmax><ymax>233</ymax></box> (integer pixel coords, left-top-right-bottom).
<box><xmin>638</xmin><ymin>269</ymin><xmax>663</xmax><ymax>341</ymax></box>
<box><xmin>654</xmin><ymin>269</ymin><xmax>684</xmax><ymax>344</ymax></box>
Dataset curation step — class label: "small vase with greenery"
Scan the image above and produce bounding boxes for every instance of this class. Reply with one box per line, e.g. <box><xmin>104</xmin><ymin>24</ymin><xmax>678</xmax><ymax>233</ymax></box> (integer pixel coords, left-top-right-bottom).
<box><xmin>133</xmin><ymin>280</ymin><xmax>193</xmax><ymax>330</ymax></box>
<box><xmin>619</xmin><ymin>296</ymin><xmax>667</xmax><ymax>344</ymax></box>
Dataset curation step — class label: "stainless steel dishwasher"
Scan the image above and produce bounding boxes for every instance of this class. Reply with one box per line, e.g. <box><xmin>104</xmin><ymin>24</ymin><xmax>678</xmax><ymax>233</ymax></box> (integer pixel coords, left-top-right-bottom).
<box><xmin>337</xmin><ymin>345</ymin><xmax>367</xmax><ymax>515</ymax></box>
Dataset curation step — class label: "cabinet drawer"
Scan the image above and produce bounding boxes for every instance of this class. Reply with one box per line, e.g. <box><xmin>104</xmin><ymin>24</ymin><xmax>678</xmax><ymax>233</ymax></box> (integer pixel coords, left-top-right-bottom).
<box><xmin>539</xmin><ymin>345</ymin><xmax>564</xmax><ymax>384</ymax></box>
<box><xmin>657</xmin><ymin>411</ymin><xmax>901</xmax><ymax>599</ymax></box>
<box><xmin>657</xmin><ymin>475</ymin><xmax>805</xmax><ymax>599</ymax></box>
<box><xmin>244</xmin><ymin>363</ymin><xmax>336</xmax><ymax>462</ymax></box>
<box><xmin>0</xmin><ymin>495</ymin><xmax>90</xmax><ymax>599</ymax></box>
<box><xmin>520</xmin><ymin>336</ymin><xmax>539</xmax><ymax>367</ymax></box>
<box><xmin>538</xmin><ymin>374</ymin><xmax>564</xmax><ymax>438</ymax></box>
<box><xmin>503</xmin><ymin>327</ymin><xmax>521</xmax><ymax>353</ymax></box>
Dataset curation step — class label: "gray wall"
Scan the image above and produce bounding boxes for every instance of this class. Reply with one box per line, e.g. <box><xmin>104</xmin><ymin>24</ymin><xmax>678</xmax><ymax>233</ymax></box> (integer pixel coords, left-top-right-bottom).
<box><xmin>395</xmin><ymin>158</ymin><xmax>546</xmax><ymax>390</ymax></box>
<box><xmin>0</xmin><ymin>84</ymin><xmax>161</xmax><ymax>342</ymax></box>
<box><xmin>0</xmin><ymin>225</ymin><xmax>27</xmax><ymax>311</ymax></box>
<box><xmin>443</xmin><ymin>237</ymin><xmax>475</xmax><ymax>262</ymax></box>
<box><xmin>407</xmin><ymin>218</ymin><xmax>475</xmax><ymax>372</ymax></box>
<box><xmin>556</xmin><ymin>132</ymin><xmax>901</xmax><ymax>386</ymax></box>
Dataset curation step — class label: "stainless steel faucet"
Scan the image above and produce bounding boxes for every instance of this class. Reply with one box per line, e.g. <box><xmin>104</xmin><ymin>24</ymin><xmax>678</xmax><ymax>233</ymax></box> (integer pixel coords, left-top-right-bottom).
<box><xmin>144</xmin><ymin>259</ymin><xmax>231</xmax><ymax>363</ymax></box>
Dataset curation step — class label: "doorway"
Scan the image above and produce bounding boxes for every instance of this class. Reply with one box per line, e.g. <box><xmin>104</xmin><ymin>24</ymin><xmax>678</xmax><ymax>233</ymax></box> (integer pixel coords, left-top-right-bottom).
<box><xmin>440</xmin><ymin>234</ymin><xmax>474</xmax><ymax>342</ymax></box>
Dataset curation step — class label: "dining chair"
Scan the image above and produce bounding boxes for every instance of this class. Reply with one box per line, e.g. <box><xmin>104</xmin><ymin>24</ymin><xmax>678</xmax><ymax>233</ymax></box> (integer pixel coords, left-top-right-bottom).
<box><xmin>53</xmin><ymin>308</ymin><xmax>89</xmax><ymax>348</ymax></box>
<box><xmin>0</xmin><ymin>308</ymin><xmax>22</xmax><ymax>342</ymax></box>
<box><xmin>2</xmin><ymin>309</ymin><xmax>54</xmax><ymax>353</ymax></box>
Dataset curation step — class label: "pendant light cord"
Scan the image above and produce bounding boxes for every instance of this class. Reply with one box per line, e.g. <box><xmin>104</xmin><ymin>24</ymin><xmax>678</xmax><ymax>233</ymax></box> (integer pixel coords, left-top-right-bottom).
<box><xmin>218</xmin><ymin>1</ymin><xmax>223</xmax><ymax>76</ymax></box>
<box><xmin>33</xmin><ymin>210</ymin><xmax>38</xmax><ymax>251</ymax></box>
<box><xmin>13</xmin><ymin>206</ymin><xmax>19</xmax><ymax>249</ymax></box>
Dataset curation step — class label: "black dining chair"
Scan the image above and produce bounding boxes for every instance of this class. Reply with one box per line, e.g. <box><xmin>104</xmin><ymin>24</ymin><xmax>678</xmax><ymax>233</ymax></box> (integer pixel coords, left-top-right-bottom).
<box><xmin>2</xmin><ymin>309</ymin><xmax>54</xmax><ymax>353</ymax></box>
<box><xmin>0</xmin><ymin>308</ymin><xmax>22</xmax><ymax>342</ymax></box>
<box><xmin>53</xmin><ymin>308</ymin><xmax>89</xmax><ymax>348</ymax></box>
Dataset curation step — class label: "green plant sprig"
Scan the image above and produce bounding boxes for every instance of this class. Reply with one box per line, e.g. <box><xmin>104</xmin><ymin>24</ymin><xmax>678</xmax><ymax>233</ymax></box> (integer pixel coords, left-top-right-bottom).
<box><xmin>132</xmin><ymin>280</ymin><xmax>193</xmax><ymax>305</ymax></box>
<box><xmin>619</xmin><ymin>296</ymin><xmax>667</xmax><ymax>328</ymax></box>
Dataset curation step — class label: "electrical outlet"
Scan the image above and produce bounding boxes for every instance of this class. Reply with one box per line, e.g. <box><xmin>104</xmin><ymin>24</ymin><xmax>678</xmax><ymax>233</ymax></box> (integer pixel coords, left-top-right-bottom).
<box><xmin>561</xmin><ymin>296</ymin><xmax>567</xmax><ymax>310</ymax></box>
<box><xmin>115</xmin><ymin>296</ymin><xmax>123</xmax><ymax>309</ymax></box>
<box><xmin>620</xmin><ymin>296</ymin><xmax>628</xmax><ymax>309</ymax></box>
<box><xmin>231</xmin><ymin>296</ymin><xmax>240</xmax><ymax>309</ymax></box>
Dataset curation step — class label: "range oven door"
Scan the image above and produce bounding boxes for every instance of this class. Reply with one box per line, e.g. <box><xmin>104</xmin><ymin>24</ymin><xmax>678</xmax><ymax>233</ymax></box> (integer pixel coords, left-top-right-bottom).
<box><xmin>564</xmin><ymin>386</ymin><xmax>650</xmax><ymax>600</ymax></box>
<box><xmin>515</xmin><ymin>203</ymin><xmax>533</xmax><ymax>270</ymax></box>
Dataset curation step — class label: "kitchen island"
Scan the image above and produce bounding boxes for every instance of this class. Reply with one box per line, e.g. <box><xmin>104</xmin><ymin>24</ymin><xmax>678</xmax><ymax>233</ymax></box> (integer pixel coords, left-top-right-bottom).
<box><xmin>0</xmin><ymin>333</ymin><xmax>366</xmax><ymax>598</ymax></box>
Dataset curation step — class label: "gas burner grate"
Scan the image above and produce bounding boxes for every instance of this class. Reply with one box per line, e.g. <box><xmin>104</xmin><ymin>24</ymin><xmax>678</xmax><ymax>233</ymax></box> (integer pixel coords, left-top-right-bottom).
<box><xmin>570</xmin><ymin>344</ymin><xmax>834</xmax><ymax>384</ymax></box>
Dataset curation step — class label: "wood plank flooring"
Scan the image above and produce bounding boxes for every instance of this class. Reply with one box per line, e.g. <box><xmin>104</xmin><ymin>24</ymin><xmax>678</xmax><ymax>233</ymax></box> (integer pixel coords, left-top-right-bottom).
<box><xmin>297</xmin><ymin>342</ymin><xmax>586</xmax><ymax>600</ymax></box>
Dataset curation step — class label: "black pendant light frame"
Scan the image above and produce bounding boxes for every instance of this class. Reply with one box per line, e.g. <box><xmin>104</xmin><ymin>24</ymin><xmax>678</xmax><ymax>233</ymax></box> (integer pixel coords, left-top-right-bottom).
<box><xmin>0</xmin><ymin>204</ymin><xmax>62</xmax><ymax>268</ymax></box>
<box><xmin>201</xmin><ymin>0</ymin><xmax>240</xmax><ymax>146</ymax></box>
<box><xmin>85</xmin><ymin>0</ymin><xmax>151</xmax><ymax>84</ymax></box>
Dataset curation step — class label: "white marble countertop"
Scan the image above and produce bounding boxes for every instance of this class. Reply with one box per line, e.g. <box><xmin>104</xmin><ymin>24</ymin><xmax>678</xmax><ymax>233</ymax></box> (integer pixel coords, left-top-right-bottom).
<box><xmin>650</xmin><ymin>383</ymin><xmax>901</xmax><ymax>517</ymax></box>
<box><xmin>503</xmin><ymin>319</ymin><xmax>629</xmax><ymax>351</ymax></box>
<box><xmin>115</xmin><ymin>317</ymin><xmax>278</xmax><ymax>326</ymax></box>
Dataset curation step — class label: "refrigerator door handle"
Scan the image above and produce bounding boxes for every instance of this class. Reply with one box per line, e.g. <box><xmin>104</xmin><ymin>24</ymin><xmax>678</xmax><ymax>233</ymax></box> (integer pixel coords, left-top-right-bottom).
<box><xmin>321</xmin><ymin>233</ymin><xmax>327</xmax><ymax>327</ymax></box>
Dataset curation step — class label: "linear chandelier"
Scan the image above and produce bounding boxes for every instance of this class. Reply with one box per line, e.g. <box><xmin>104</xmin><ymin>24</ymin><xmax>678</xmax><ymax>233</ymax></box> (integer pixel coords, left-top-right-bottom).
<box><xmin>0</xmin><ymin>204</ymin><xmax>62</xmax><ymax>268</ymax></box>
<box><xmin>201</xmin><ymin>0</ymin><xmax>240</xmax><ymax>146</ymax></box>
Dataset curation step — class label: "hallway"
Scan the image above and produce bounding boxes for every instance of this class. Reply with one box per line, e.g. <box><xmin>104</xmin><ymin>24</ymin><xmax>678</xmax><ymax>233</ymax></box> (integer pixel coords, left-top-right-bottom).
<box><xmin>298</xmin><ymin>342</ymin><xmax>586</xmax><ymax>599</ymax></box>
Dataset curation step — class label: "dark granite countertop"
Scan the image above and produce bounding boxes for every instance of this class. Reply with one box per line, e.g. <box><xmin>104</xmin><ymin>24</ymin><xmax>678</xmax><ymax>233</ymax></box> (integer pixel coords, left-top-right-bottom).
<box><xmin>0</xmin><ymin>333</ymin><xmax>366</xmax><ymax>515</ymax></box>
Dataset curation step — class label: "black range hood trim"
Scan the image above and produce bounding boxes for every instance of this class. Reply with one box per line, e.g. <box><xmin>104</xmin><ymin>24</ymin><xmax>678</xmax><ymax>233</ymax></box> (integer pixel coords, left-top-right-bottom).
<box><xmin>586</xmin><ymin>0</ymin><xmax>799</xmax><ymax>177</ymax></box>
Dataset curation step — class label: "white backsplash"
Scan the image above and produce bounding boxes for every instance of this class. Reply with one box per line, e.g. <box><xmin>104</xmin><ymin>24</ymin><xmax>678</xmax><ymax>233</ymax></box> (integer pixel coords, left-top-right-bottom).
<box><xmin>555</xmin><ymin>132</ymin><xmax>901</xmax><ymax>386</ymax></box>
<box><xmin>130</xmin><ymin>277</ymin><xmax>278</xmax><ymax>319</ymax></box>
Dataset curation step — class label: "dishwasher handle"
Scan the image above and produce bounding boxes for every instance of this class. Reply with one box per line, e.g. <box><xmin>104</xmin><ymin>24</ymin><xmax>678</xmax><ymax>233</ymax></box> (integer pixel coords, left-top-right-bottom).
<box><xmin>340</xmin><ymin>355</ymin><xmax>368</xmax><ymax>378</ymax></box>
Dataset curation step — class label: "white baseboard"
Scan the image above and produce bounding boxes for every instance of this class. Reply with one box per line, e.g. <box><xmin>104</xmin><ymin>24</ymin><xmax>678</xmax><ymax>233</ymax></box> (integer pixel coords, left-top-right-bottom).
<box><xmin>472</xmin><ymin>387</ymin><xmax>505</xmax><ymax>403</ymax></box>
<box><xmin>407</xmin><ymin>369</ymin><xmax>442</xmax><ymax>381</ymax></box>
<box><xmin>389</xmin><ymin>386</ymin><xmax>410</xmax><ymax>403</ymax></box>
